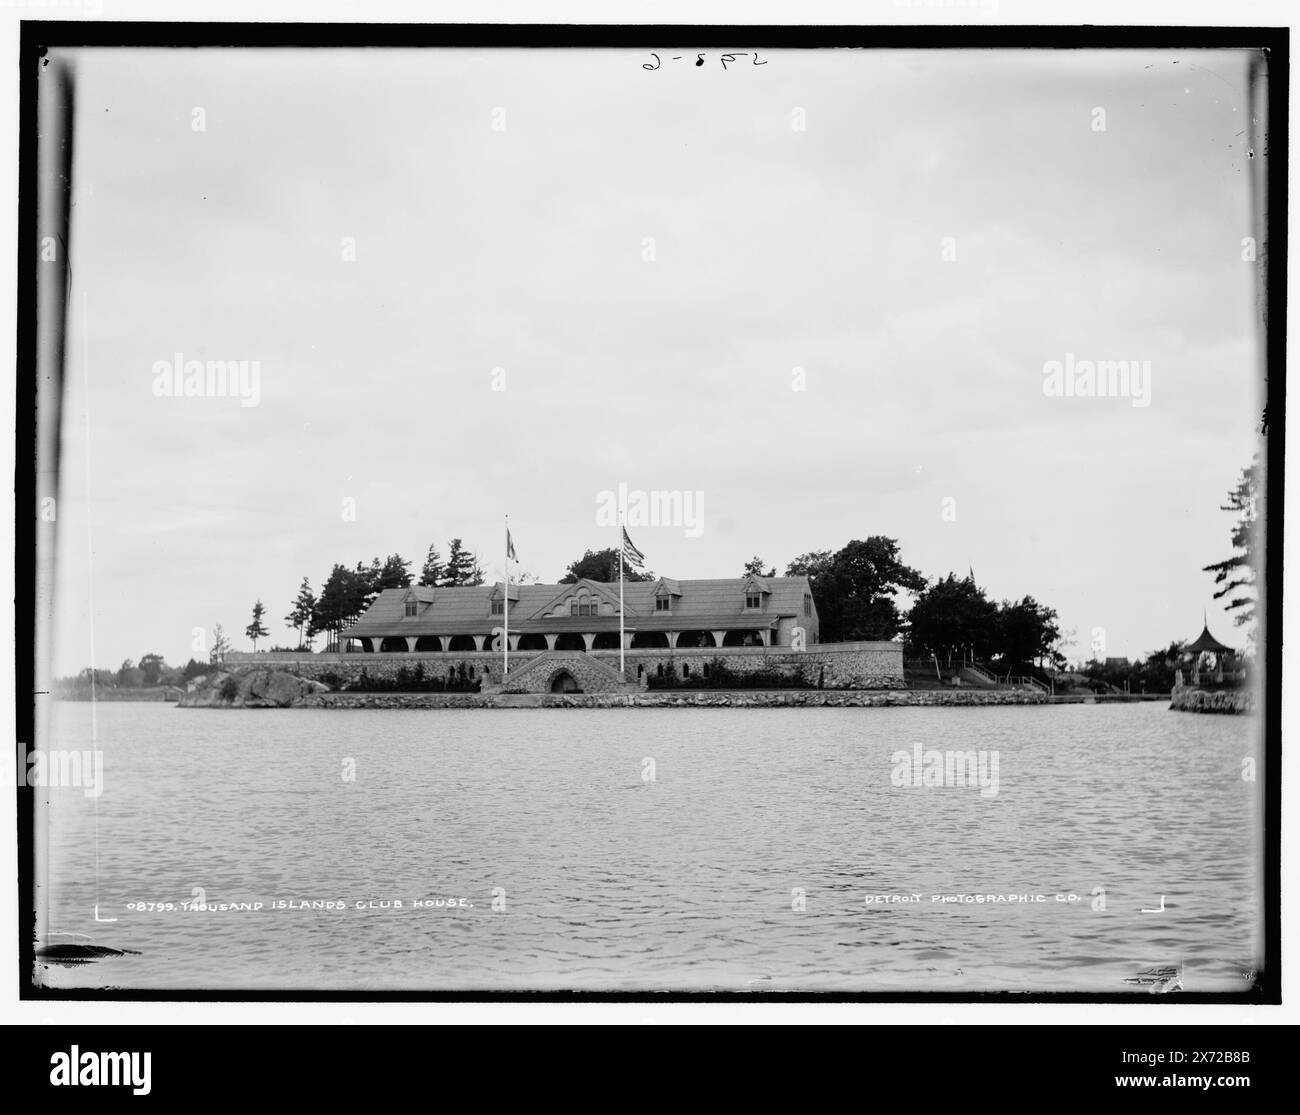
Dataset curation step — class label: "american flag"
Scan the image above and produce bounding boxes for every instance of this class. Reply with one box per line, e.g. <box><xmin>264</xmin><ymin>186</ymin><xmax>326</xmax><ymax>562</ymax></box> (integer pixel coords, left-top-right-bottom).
<box><xmin>621</xmin><ymin>526</ymin><xmax>645</xmax><ymax>569</ymax></box>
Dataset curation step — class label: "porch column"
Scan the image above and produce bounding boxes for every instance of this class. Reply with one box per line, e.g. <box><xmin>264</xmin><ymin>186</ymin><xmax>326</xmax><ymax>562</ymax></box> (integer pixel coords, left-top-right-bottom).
<box><xmin>667</xmin><ymin>631</ymin><xmax>679</xmax><ymax>648</ymax></box>
<box><xmin>374</xmin><ymin>637</ymin><xmax>385</xmax><ymax>653</ymax></box>
<box><xmin>623</xmin><ymin>631</ymin><xmax>634</xmax><ymax>649</ymax></box>
<box><xmin>544</xmin><ymin>634</ymin><xmax>557</xmax><ymax>650</ymax></box>
<box><xmin>508</xmin><ymin>634</ymin><xmax>521</xmax><ymax>651</ymax></box>
<box><xmin>761</xmin><ymin>628</ymin><xmax>771</xmax><ymax>647</ymax></box>
<box><xmin>582</xmin><ymin>633</ymin><xmax>595</xmax><ymax>652</ymax></box>
<box><xmin>405</xmin><ymin>636</ymin><xmax>418</xmax><ymax>653</ymax></box>
<box><xmin>712</xmin><ymin>630</ymin><xmax>727</xmax><ymax>648</ymax></box>
<box><xmin>472</xmin><ymin>635</ymin><xmax>485</xmax><ymax>652</ymax></box>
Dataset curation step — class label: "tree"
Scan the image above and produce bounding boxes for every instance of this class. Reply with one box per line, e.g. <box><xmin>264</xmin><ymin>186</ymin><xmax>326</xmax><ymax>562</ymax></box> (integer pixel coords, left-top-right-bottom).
<box><xmin>418</xmin><ymin>544</ymin><xmax>443</xmax><ymax>587</ymax></box>
<box><xmin>311</xmin><ymin>564</ymin><xmax>372</xmax><ymax>645</ymax></box>
<box><xmin>245</xmin><ymin>601</ymin><xmax>269</xmax><ymax>651</ymax></box>
<box><xmin>744</xmin><ymin>555</ymin><xmax>776</xmax><ymax>577</ymax></box>
<box><xmin>116</xmin><ymin>658</ymin><xmax>143</xmax><ymax>688</ymax></box>
<box><xmin>992</xmin><ymin>595</ymin><xmax>1063</xmax><ymax>672</ymax></box>
<box><xmin>285</xmin><ymin>577</ymin><xmax>317</xmax><ymax>649</ymax></box>
<box><xmin>375</xmin><ymin>553</ymin><xmax>413</xmax><ymax>592</ymax></box>
<box><xmin>441</xmin><ymin>539</ymin><xmax>483</xmax><ymax>586</ymax></box>
<box><xmin>1203</xmin><ymin>453</ymin><xmax>1262</xmax><ymax>627</ymax></box>
<box><xmin>905</xmin><ymin>574</ymin><xmax>998</xmax><ymax>662</ymax></box>
<box><xmin>560</xmin><ymin>547</ymin><xmax>654</xmax><ymax>583</ymax></box>
<box><xmin>210</xmin><ymin>624</ymin><xmax>231</xmax><ymax>665</ymax></box>
<box><xmin>138</xmin><ymin>653</ymin><xmax>167</xmax><ymax>687</ymax></box>
<box><xmin>789</xmin><ymin>538</ymin><xmax>925</xmax><ymax>642</ymax></box>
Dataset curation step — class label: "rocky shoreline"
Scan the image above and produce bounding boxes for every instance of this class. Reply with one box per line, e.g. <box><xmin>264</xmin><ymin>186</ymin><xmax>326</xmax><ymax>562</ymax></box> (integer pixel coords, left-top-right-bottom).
<box><xmin>176</xmin><ymin>666</ymin><xmax>1055</xmax><ymax>709</ymax></box>
<box><xmin>1169</xmin><ymin>686</ymin><xmax>1256</xmax><ymax>714</ymax></box>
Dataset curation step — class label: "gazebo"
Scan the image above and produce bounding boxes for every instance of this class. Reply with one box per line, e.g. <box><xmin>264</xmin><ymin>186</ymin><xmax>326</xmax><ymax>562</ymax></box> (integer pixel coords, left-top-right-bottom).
<box><xmin>1177</xmin><ymin>619</ymin><xmax>1239</xmax><ymax>688</ymax></box>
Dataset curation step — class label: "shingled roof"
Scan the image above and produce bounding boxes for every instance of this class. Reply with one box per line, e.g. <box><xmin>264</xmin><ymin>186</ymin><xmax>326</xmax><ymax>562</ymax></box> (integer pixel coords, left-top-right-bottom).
<box><xmin>343</xmin><ymin>575</ymin><xmax>815</xmax><ymax>637</ymax></box>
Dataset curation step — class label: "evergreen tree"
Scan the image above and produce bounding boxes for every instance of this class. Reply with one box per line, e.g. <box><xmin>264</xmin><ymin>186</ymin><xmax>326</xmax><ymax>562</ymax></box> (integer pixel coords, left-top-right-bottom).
<box><xmin>418</xmin><ymin>543</ymin><xmax>443</xmax><ymax>587</ymax></box>
<box><xmin>376</xmin><ymin>553</ymin><xmax>413</xmax><ymax>591</ymax></box>
<box><xmin>1203</xmin><ymin>453</ymin><xmax>1262</xmax><ymax>626</ymax></box>
<box><xmin>285</xmin><ymin>577</ymin><xmax>316</xmax><ymax>649</ymax></box>
<box><xmin>441</xmin><ymin>539</ymin><xmax>480</xmax><ymax>586</ymax></box>
<box><xmin>245</xmin><ymin>600</ymin><xmax>269</xmax><ymax>651</ymax></box>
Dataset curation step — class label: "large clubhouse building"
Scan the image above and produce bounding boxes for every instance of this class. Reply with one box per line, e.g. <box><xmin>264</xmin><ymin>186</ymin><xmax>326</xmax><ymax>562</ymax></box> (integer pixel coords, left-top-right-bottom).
<box><xmin>230</xmin><ymin>575</ymin><xmax>902</xmax><ymax>693</ymax></box>
<box><xmin>340</xmin><ymin>575</ymin><xmax>820</xmax><ymax>655</ymax></box>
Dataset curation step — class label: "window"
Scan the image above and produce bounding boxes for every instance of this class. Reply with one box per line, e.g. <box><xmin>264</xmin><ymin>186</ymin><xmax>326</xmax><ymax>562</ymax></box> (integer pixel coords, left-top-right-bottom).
<box><xmin>745</xmin><ymin>593</ymin><xmax>761</xmax><ymax>609</ymax></box>
<box><xmin>655</xmin><ymin>596</ymin><xmax>670</xmax><ymax>612</ymax></box>
<box><xmin>491</xmin><ymin>600</ymin><xmax>504</xmax><ymax>616</ymax></box>
<box><xmin>404</xmin><ymin>600</ymin><xmax>419</xmax><ymax>617</ymax></box>
<box><xmin>570</xmin><ymin>600</ymin><xmax>578</xmax><ymax>616</ymax></box>
<box><xmin>579</xmin><ymin>602</ymin><xmax>594</xmax><ymax>616</ymax></box>
<box><xmin>804</xmin><ymin>594</ymin><xmax>812</xmax><ymax>616</ymax></box>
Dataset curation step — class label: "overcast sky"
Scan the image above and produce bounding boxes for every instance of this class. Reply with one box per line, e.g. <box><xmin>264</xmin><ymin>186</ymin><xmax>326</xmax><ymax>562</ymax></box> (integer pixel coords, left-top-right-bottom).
<box><xmin>47</xmin><ymin>46</ymin><xmax>1265</xmax><ymax>674</ymax></box>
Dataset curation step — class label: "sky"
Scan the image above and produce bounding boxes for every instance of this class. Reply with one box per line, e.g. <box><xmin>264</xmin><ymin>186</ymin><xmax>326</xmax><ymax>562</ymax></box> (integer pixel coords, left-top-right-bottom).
<box><xmin>44</xmin><ymin>46</ymin><xmax>1267</xmax><ymax>675</ymax></box>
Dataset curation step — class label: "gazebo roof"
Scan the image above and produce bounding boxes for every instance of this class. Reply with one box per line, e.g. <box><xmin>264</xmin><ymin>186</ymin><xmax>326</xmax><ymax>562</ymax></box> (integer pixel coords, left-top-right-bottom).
<box><xmin>1186</xmin><ymin>624</ymin><xmax>1234</xmax><ymax>655</ymax></box>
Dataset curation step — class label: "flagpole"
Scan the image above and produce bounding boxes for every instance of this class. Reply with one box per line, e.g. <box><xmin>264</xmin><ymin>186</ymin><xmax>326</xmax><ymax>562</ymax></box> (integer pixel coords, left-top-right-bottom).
<box><xmin>503</xmin><ymin>514</ymin><xmax>509</xmax><ymax>681</ymax></box>
<box><xmin>619</xmin><ymin>513</ymin><xmax>625</xmax><ymax>677</ymax></box>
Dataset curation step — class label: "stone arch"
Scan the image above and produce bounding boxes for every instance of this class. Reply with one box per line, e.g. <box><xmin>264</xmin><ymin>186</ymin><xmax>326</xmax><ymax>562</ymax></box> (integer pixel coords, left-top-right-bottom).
<box><xmin>631</xmin><ymin>631</ymin><xmax>669</xmax><ymax>649</ymax></box>
<box><xmin>448</xmin><ymin>635</ymin><xmax>477</xmax><ymax>652</ymax></box>
<box><xmin>723</xmin><ymin>629</ymin><xmax>764</xmax><ymax>647</ymax></box>
<box><xmin>415</xmin><ymin>636</ymin><xmax>442</xmax><ymax>652</ymax></box>
<box><xmin>517</xmin><ymin>633</ymin><xmax>548</xmax><ymax>652</ymax></box>
<box><xmin>379</xmin><ymin>637</ymin><xmax>406</xmax><ymax>653</ymax></box>
<box><xmin>555</xmin><ymin>633</ymin><xmax>586</xmax><ymax>652</ymax></box>
<box><xmin>548</xmin><ymin>669</ymin><xmax>582</xmax><ymax>694</ymax></box>
<box><xmin>592</xmin><ymin>632</ymin><xmax>621</xmax><ymax>650</ymax></box>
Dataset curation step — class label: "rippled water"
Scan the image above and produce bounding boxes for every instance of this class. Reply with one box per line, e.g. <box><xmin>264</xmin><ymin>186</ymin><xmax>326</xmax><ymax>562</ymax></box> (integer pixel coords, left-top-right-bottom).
<box><xmin>35</xmin><ymin>702</ymin><xmax>1263</xmax><ymax>992</ymax></box>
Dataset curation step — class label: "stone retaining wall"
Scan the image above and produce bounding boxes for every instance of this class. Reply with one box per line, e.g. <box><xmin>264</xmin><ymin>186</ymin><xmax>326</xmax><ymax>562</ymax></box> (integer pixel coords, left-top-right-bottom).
<box><xmin>297</xmin><ymin>689</ymin><xmax>1047</xmax><ymax>710</ymax></box>
<box><xmin>225</xmin><ymin>642</ymin><xmax>903</xmax><ymax>693</ymax></box>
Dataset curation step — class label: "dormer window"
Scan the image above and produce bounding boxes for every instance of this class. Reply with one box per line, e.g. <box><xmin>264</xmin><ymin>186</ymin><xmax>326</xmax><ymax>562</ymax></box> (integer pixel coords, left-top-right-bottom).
<box><xmin>745</xmin><ymin>593</ymin><xmax>762</xmax><ymax>609</ymax></box>
<box><xmin>404</xmin><ymin>600</ymin><xmax>419</xmax><ymax>618</ymax></box>
<box><xmin>491</xmin><ymin>600</ymin><xmax>504</xmax><ymax>616</ymax></box>
<box><xmin>804</xmin><ymin>594</ymin><xmax>812</xmax><ymax>616</ymax></box>
<box><xmin>656</xmin><ymin>596</ymin><xmax>670</xmax><ymax>612</ymax></box>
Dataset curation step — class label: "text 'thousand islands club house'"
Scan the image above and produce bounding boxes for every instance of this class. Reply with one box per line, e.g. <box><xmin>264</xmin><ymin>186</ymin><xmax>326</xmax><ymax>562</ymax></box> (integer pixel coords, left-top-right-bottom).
<box><xmin>327</xmin><ymin>576</ymin><xmax>905</xmax><ymax>693</ymax></box>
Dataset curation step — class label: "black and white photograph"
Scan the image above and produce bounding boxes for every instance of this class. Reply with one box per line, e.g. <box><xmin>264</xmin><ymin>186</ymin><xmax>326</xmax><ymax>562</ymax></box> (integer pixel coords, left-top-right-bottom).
<box><xmin>15</xmin><ymin>12</ymin><xmax>1284</xmax><ymax>1028</ymax></box>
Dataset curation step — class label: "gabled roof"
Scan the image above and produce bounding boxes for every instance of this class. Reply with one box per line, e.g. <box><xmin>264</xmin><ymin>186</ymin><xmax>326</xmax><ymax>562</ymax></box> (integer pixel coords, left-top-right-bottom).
<box><xmin>741</xmin><ymin>574</ymin><xmax>772</xmax><ymax>595</ymax></box>
<box><xmin>526</xmin><ymin>578</ymin><xmax>622</xmax><ymax>619</ymax></box>
<box><xmin>342</xmin><ymin>575</ymin><xmax>818</xmax><ymax>637</ymax></box>
<box><xmin>402</xmin><ymin>586</ymin><xmax>437</xmax><ymax>603</ymax></box>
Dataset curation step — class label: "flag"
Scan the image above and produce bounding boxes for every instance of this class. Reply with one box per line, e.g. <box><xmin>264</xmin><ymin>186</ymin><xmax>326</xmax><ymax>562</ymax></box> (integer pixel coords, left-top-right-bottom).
<box><xmin>507</xmin><ymin>528</ymin><xmax>516</xmax><ymax>562</ymax></box>
<box><xmin>621</xmin><ymin>526</ymin><xmax>645</xmax><ymax>568</ymax></box>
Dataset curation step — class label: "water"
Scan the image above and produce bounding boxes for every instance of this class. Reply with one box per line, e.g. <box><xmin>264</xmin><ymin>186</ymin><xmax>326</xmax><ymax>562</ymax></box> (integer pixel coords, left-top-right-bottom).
<box><xmin>35</xmin><ymin>702</ymin><xmax>1263</xmax><ymax>992</ymax></box>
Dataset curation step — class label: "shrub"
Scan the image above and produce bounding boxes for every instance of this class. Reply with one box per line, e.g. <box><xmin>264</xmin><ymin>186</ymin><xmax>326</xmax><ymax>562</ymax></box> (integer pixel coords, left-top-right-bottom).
<box><xmin>218</xmin><ymin>676</ymin><xmax>240</xmax><ymax>701</ymax></box>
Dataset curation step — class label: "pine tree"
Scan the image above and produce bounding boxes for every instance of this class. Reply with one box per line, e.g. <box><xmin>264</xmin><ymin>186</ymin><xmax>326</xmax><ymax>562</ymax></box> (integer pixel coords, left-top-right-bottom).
<box><xmin>440</xmin><ymin>538</ymin><xmax>479</xmax><ymax>586</ymax></box>
<box><xmin>285</xmin><ymin>577</ymin><xmax>316</xmax><ymax>649</ymax></box>
<box><xmin>245</xmin><ymin>600</ymin><xmax>269</xmax><ymax>651</ymax></box>
<box><xmin>1203</xmin><ymin>453</ymin><xmax>1262</xmax><ymax>626</ymax></box>
<box><xmin>418</xmin><ymin>543</ymin><xmax>443</xmax><ymax>587</ymax></box>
